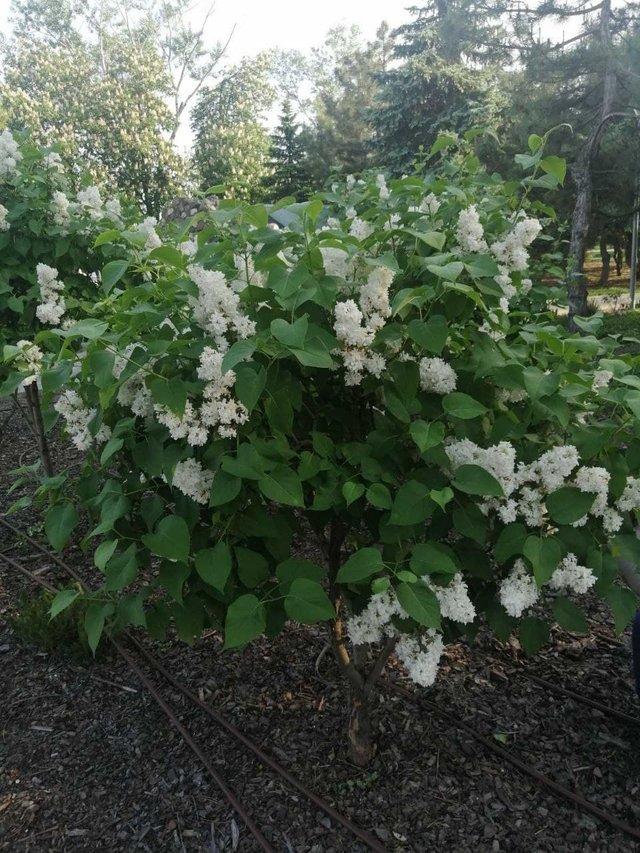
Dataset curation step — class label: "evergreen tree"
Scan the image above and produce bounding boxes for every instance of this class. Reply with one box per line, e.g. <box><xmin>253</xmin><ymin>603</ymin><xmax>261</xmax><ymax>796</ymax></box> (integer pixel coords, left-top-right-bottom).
<box><xmin>263</xmin><ymin>99</ymin><xmax>309</xmax><ymax>201</ymax></box>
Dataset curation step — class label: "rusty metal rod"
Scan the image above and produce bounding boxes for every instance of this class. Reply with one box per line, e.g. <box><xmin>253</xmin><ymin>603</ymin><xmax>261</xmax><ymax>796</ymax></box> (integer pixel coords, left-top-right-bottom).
<box><xmin>385</xmin><ymin>680</ymin><xmax>640</xmax><ymax>844</ymax></box>
<box><xmin>0</xmin><ymin>551</ymin><xmax>275</xmax><ymax>853</ymax></box>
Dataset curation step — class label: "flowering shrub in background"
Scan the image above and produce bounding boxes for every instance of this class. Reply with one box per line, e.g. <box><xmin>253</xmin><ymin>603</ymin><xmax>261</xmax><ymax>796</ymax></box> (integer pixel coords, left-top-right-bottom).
<box><xmin>5</xmin><ymin>129</ymin><xmax>640</xmax><ymax>764</ymax></box>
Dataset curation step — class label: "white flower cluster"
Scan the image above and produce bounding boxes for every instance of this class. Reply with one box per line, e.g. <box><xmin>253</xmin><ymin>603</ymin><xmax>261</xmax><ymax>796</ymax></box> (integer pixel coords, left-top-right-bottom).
<box><xmin>455</xmin><ymin>205</ymin><xmax>488</xmax><ymax>253</ymax></box>
<box><xmin>376</xmin><ymin>173</ymin><xmax>390</xmax><ymax>200</ymax></box>
<box><xmin>395</xmin><ymin>632</ymin><xmax>444</xmax><ymax>688</ymax></box>
<box><xmin>52</xmin><ymin>191</ymin><xmax>71</xmax><ymax>227</ymax></box>
<box><xmin>135</xmin><ymin>216</ymin><xmax>162</xmax><ymax>251</ymax></box>
<box><xmin>0</xmin><ymin>130</ymin><xmax>22</xmax><ymax>179</ymax></box>
<box><xmin>499</xmin><ymin>559</ymin><xmax>539</xmax><ymax>617</ymax></box>
<box><xmin>320</xmin><ymin>246</ymin><xmax>353</xmax><ymax>280</ymax></box>
<box><xmin>347</xmin><ymin>588</ymin><xmax>407</xmax><ymax>645</ymax></box>
<box><xmin>592</xmin><ymin>369</ymin><xmax>613</xmax><ymax>392</ymax></box>
<box><xmin>334</xmin><ymin>267</ymin><xmax>393</xmax><ymax>385</ymax></box>
<box><xmin>43</xmin><ymin>152</ymin><xmax>64</xmax><ymax>173</ymax></box>
<box><xmin>77</xmin><ymin>186</ymin><xmax>104</xmax><ymax>219</ymax></box>
<box><xmin>197</xmin><ymin>346</ymin><xmax>249</xmax><ymax>439</ymax></box>
<box><xmin>0</xmin><ymin>203</ymin><xmax>9</xmax><ymax>231</ymax></box>
<box><xmin>231</xmin><ymin>250</ymin><xmax>264</xmax><ymax>292</ymax></box>
<box><xmin>349</xmin><ymin>217</ymin><xmax>374</xmax><ymax>242</ymax></box>
<box><xmin>419</xmin><ymin>357</ymin><xmax>457</xmax><ymax>395</ymax></box>
<box><xmin>490</xmin><ymin>218</ymin><xmax>542</xmax><ymax>274</ymax></box>
<box><xmin>548</xmin><ymin>554</ymin><xmax>596</xmax><ymax>595</ymax></box>
<box><xmin>410</xmin><ymin>193</ymin><xmax>441</xmax><ymax>217</ymax></box>
<box><xmin>35</xmin><ymin>263</ymin><xmax>65</xmax><ymax>325</ymax></box>
<box><xmin>189</xmin><ymin>263</ymin><xmax>256</xmax><ymax>352</ymax></box>
<box><xmin>15</xmin><ymin>340</ymin><xmax>43</xmax><ymax>385</ymax></box>
<box><xmin>617</xmin><ymin>477</ymin><xmax>640</xmax><ymax>513</ymax></box>
<box><xmin>172</xmin><ymin>458</ymin><xmax>214</xmax><ymax>505</ymax></box>
<box><xmin>54</xmin><ymin>390</ymin><xmax>111</xmax><ymax>451</ymax></box>
<box><xmin>180</xmin><ymin>239</ymin><xmax>198</xmax><ymax>258</ymax></box>
<box><xmin>446</xmin><ymin>440</ymin><xmax>627</xmax><ymax>534</ymax></box>
<box><xmin>429</xmin><ymin>573</ymin><xmax>476</xmax><ymax>624</ymax></box>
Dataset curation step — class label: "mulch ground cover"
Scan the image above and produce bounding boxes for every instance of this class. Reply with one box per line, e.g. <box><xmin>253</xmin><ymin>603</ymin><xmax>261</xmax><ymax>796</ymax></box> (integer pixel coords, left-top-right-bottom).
<box><xmin>1</xmin><ymin>396</ymin><xmax>639</xmax><ymax>852</ymax></box>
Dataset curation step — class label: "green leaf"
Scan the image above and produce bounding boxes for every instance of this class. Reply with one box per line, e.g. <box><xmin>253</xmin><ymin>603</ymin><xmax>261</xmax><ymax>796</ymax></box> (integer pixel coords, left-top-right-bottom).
<box><xmin>100</xmin><ymin>437</ymin><xmax>124</xmax><ymax>466</ymax></box>
<box><xmin>224</xmin><ymin>594</ymin><xmax>266</xmax><ymax>648</ymax></box>
<box><xmin>395</xmin><ymin>582</ymin><xmax>441</xmax><ymax>629</ymax></box>
<box><xmin>390</xmin><ymin>481</ymin><xmax>433</xmax><ymax>525</ymax></box>
<box><xmin>276</xmin><ymin>558</ymin><xmax>325</xmax><ymax>584</ymax></box>
<box><xmin>234</xmin><ymin>364</ymin><xmax>266</xmax><ymax>412</ymax></box>
<box><xmin>552</xmin><ymin>597</ymin><xmax>588</xmax><ymax>633</ymax></box>
<box><xmin>605</xmin><ymin>586</ymin><xmax>638</xmax><ymax>635</ymax></box>
<box><xmin>142</xmin><ymin>515</ymin><xmax>190</xmax><ymax>563</ymax></box>
<box><xmin>426</xmin><ymin>261</ymin><xmax>464</xmax><ymax>282</ymax></box>
<box><xmin>523</xmin><ymin>367</ymin><xmax>559</xmax><ymax>399</ymax></box>
<box><xmin>523</xmin><ymin>536</ymin><xmax>562</xmax><ymax>587</ymax></box>
<box><xmin>235</xmin><ymin>547</ymin><xmax>270</xmax><ymax>588</ymax></box>
<box><xmin>88</xmin><ymin>350</ymin><xmax>116</xmax><ymax>389</ymax></box>
<box><xmin>407</xmin><ymin>315</ymin><xmax>449</xmax><ymax>354</ymax></box>
<box><xmin>366</xmin><ymin>483</ymin><xmax>392</xmax><ymax>509</ymax></box>
<box><xmin>284</xmin><ymin>578</ymin><xmax>335</xmax><ymax>624</ymax></box>
<box><xmin>101</xmin><ymin>259</ymin><xmax>128</xmax><ymax>294</ymax></box>
<box><xmin>209</xmin><ymin>469</ymin><xmax>242</xmax><ymax>506</ymax></box>
<box><xmin>84</xmin><ymin>602</ymin><xmax>114</xmax><ymax>655</ymax></box>
<box><xmin>519</xmin><ymin>617</ymin><xmax>549</xmax><ymax>656</ymax></box>
<box><xmin>494</xmin><ymin>523</ymin><xmax>527</xmax><ymax>564</ymax></box>
<box><xmin>258</xmin><ymin>466</ymin><xmax>304</xmax><ymax>507</ymax></box>
<box><xmin>49</xmin><ymin>589</ymin><xmax>80</xmax><ymax>619</ymax></box>
<box><xmin>545</xmin><ymin>488</ymin><xmax>595</xmax><ymax>525</ymax></box>
<box><xmin>158</xmin><ymin>560</ymin><xmax>190</xmax><ymax>604</ymax></box>
<box><xmin>410</xmin><ymin>542</ymin><xmax>458</xmax><ymax>576</ymax></box>
<box><xmin>452</xmin><ymin>505</ymin><xmax>487</xmax><ymax>545</ymax></box>
<box><xmin>104</xmin><ymin>545</ymin><xmax>137</xmax><ymax>591</ymax></box>
<box><xmin>443</xmin><ymin>392</ymin><xmax>487</xmax><ymax>420</ymax></box>
<box><xmin>221</xmin><ymin>339</ymin><xmax>256</xmax><ymax>373</ymax></box>
<box><xmin>45</xmin><ymin>502</ymin><xmax>79</xmax><ymax>552</ymax></box>
<box><xmin>528</xmin><ymin>133</ymin><xmax>543</xmax><ymax>153</ymax></box>
<box><xmin>540</xmin><ymin>155</ymin><xmax>566</xmax><ymax>186</ymax></box>
<box><xmin>343</xmin><ymin>481</ymin><xmax>365</xmax><ymax>507</ymax></box>
<box><xmin>452</xmin><ymin>464</ymin><xmax>504</xmax><ymax>498</ymax></box>
<box><xmin>59</xmin><ymin>319</ymin><xmax>108</xmax><ymax>340</ymax></box>
<box><xmin>148</xmin><ymin>377</ymin><xmax>187</xmax><ymax>417</ymax></box>
<box><xmin>410</xmin><ymin>420</ymin><xmax>445</xmax><ymax>453</ymax></box>
<box><xmin>195</xmin><ymin>542</ymin><xmax>232</xmax><ymax>591</ymax></box>
<box><xmin>336</xmin><ymin>547</ymin><xmax>384</xmax><ymax>583</ymax></box>
<box><xmin>430</xmin><ymin>487</ymin><xmax>453</xmax><ymax>512</ymax></box>
<box><xmin>271</xmin><ymin>316</ymin><xmax>308</xmax><ymax>349</ymax></box>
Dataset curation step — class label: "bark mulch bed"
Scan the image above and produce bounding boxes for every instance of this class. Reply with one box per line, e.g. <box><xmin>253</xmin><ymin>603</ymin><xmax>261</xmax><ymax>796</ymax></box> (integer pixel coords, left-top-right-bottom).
<box><xmin>1</xmin><ymin>397</ymin><xmax>639</xmax><ymax>852</ymax></box>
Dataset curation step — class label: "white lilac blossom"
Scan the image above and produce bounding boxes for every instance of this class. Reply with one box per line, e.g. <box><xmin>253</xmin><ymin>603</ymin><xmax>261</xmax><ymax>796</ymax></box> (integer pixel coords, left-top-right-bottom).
<box><xmin>499</xmin><ymin>559</ymin><xmax>539</xmax><ymax>618</ymax></box>
<box><xmin>188</xmin><ymin>263</ymin><xmax>256</xmax><ymax>352</ymax></box>
<box><xmin>592</xmin><ymin>370</ymin><xmax>613</xmax><ymax>392</ymax></box>
<box><xmin>490</xmin><ymin>218</ymin><xmax>542</xmax><ymax>274</ymax></box>
<box><xmin>455</xmin><ymin>205</ymin><xmax>488</xmax><ymax>253</ymax></box>
<box><xmin>172</xmin><ymin>458</ymin><xmax>214</xmax><ymax>505</ymax></box>
<box><xmin>135</xmin><ymin>216</ymin><xmax>162</xmax><ymax>251</ymax></box>
<box><xmin>549</xmin><ymin>554</ymin><xmax>596</xmax><ymax>595</ymax></box>
<box><xmin>0</xmin><ymin>204</ymin><xmax>9</xmax><ymax>231</ymax></box>
<box><xmin>519</xmin><ymin>445</ymin><xmax>580</xmax><ymax>493</ymax></box>
<box><xmin>77</xmin><ymin>185</ymin><xmax>104</xmax><ymax>219</ymax></box>
<box><xmin>521</xmin><ymin>278</ymin><xmax>533</xmax><ymax>296</ymax></box>
<box><xmin>105</xmin><ymin>198</ymin><xmax>122</xmax><ymax>222</ymax></box>
<box><xmin>117</xmin><ymin>371</ymin><xmax>154</xmax><ymax>417</ymax></box>
<box><xmin>410</xmin><ymin>193</ymin><xmax>441</xmax><ymax>217</ymax></box>
<box><xmin>43</xmin><ymin>151</ymin><xmax>64</xmax><ymax>172</ymax></box>
<box><xmin>0</xmin><ymin>130</ymin><xmax>23</xmax><ymax>179</ymax></box>
<box><xmin>446</xmin><ymin>439</ymin><xmax>518</xmax><ymax>498</ymax></box>
<box><xmin>617</xmin><ymin>477</ymin><xmax>640</xmax><ymax>513</ymax></box>
<box><xmin>51</xmin><ymin>191</ymin><xmax>70</xmax><ymax>227</ymax></box>
<box><xmin>15</xmin><ymin>340</ymin><xmax>43</xmax><ymax>385</ymax></box>
<box><xmin>54</xmin><ymin>390</ymin><xmax>110</xmax><ymax>451</ymax></box>
<box><xmin>376</xmin><ymin>173</ymin><xmax>390</xmax><ymax>200</ymax></box>
<box><xmin>384</xmin><ymin>213</ymin><xmax>401</xmax><ymax>231</ymax></box>
<box><xmin>320</xmin><ymin>246</ymin><xmax>352</xmax><ymax>280</ymax></box>
<box><xmin>231</xmin><ymin>250</ymin><xmax>264</xmax><ymax>292</ymax></box>
<box><xmin>346</xmin><ymin>174</ymin><xmax>356</xmax><ymax>190</ymax></box>
<box><xmin>395</xmin><ymin>632</ymin><xmax>444</xmax><ymax>688</ymax></box>
<box><xmin>346</xmin><ymin>588</ymin><xmax>407</xmax><ymax>645</ymax></box>
<box><xmin>419</xmin><ymin>357</ymin><xmax>457</xmax><ymax>395</ymax></box>
<box><xmin>430</xmin><ymin>574</ymin><xmax>476</xmax><ymax>624</ymax></box>
<box><xmin>574</xmin><ymin>466</ymin><xmax>610</xmax><ymax>518</ymax></box>
<box><xmin>334</xmin><ymin>267</ymin><xmax>394</xmax><ymax>385</ymax></box>
<box><xmin>155</xmin><ymin>400</ymin><xmax>207</xmax><ymax>446</ymax></box>
<box><xmin>197</xmin><ymin>347</ymin><xmax>249</xmax><ymax>440</ymax></box>
<box><xmin>180</xmin><ymin>239</ymin><xmax>198</xmax><ymax>257</ymax></box>
<box><xmin>35</xmin><ymin>263</ymin><xmax>65</xmax><ymax>325</ymax></box>
<box><xmin>349</xmin><ymin>217</ymin><xmax>374</xmax><ymax>242</ymax></box>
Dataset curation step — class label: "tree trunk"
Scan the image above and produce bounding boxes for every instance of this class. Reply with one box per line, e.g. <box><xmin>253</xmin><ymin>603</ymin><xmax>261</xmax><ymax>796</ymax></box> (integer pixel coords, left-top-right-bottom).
<box><xmin>347</xmin><ymin>689</ymin><xmax>375</xmax><ymax>767</ymax></box>
<box><xmin>24</xmin><ymin>383</ymin><xmax>54</xmax><ymax>478</ymax></box>
<box><xmin>598</xmin><ymin>234</ymin><xmax>610</xmax><ymax>286</ymax></box>
<box><xmin>567</xmin><ymin>0</ymin><xmax>615</xmax><ymax>328</ymax></box>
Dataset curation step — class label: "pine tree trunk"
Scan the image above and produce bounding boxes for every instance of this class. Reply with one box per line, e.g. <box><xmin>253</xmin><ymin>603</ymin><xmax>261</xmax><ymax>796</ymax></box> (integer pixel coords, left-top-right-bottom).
<box><xmin>599</xmin><ymin>234</ymin><xmax>610</xmax><ymax>286</ymax></box>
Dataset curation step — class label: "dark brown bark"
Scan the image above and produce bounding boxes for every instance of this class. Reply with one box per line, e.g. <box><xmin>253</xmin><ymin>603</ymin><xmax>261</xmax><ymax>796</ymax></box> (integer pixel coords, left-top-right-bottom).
<box><xmin>347</xmin><ymin>691</ymin><xmax>375</xmax><ymax>767</ymax></box>
<box><xmin>567</xmin><ymin>0</ymin><xmax>616</xmax><ymax>328</ymax></box>
<box><xmin>598</xmin><ymin>233</ymin><xmax>610</xmax><ymax>286</ymax></box>
<box><xmin>24</xmin><ymin>383</ymin><xmax>54</xmax><ymax>478</ymax></box>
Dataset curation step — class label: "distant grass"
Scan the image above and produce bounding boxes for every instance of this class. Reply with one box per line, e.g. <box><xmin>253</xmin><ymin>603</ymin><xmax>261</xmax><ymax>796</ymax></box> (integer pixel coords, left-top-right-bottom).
<box><xmin>601</xmin><ymin>310</ymin><xmax>640</xmax><ymax>354</ymax></box>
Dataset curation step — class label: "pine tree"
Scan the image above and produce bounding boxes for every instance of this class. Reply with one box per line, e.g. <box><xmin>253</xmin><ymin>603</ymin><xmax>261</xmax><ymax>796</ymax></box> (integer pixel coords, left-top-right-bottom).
<box><xmin>263</xmin><ymin>100</ymin><xmax>309</xmax><ymax>201</ymax></box>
